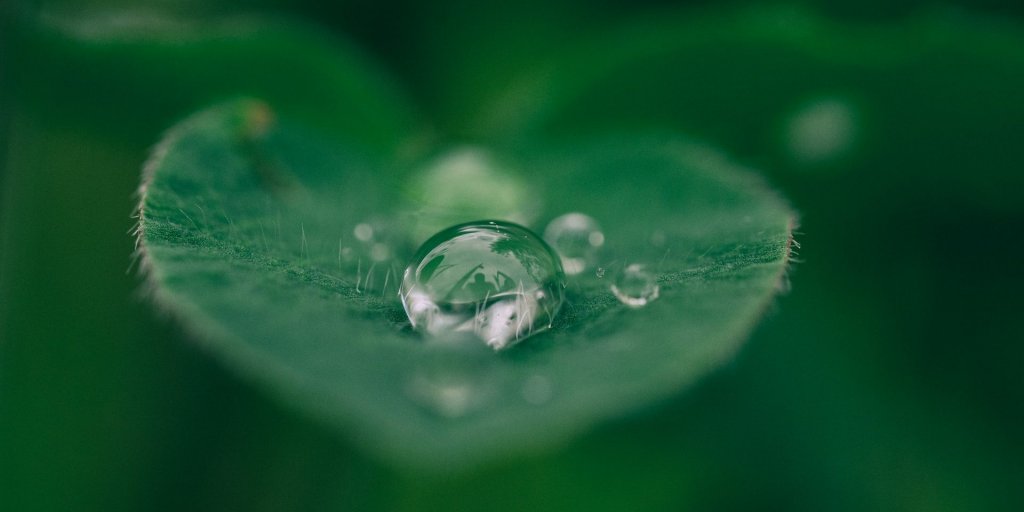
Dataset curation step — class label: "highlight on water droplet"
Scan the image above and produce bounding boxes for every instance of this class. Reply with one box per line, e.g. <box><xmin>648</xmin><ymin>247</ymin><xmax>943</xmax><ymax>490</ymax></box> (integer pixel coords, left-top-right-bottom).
<box><xmin>611</xmin><ymin>263</ymin><xmax>660</xmax><ymax>308</ymax></box>
<box><xmin>399</xmin><ymin>220</ymin><xmax>566</xmax><ymax>350</ymax></box>
<box><xmin>543</xmin><ymin>212</ymin><xmax>604</xmax><ymax>275</ymax></box>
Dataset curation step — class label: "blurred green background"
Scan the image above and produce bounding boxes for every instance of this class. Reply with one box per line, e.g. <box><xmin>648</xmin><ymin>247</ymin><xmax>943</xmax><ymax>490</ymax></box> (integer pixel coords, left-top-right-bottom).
<box><xmin>2</xmin><ymin>1</ymin><xmax>1023</xmax><ymax>510</ymax></box>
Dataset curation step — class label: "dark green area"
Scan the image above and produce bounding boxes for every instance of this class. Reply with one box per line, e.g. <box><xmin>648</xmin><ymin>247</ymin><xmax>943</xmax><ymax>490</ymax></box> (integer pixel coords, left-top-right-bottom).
<box><xmin>2</xmin><ymin>1</ymin><xmax>1023</xmax><ymax>511</ymax></box>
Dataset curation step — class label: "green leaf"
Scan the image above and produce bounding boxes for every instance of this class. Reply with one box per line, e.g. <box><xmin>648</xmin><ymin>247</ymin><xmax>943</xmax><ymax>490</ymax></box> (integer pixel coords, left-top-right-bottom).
<box><xmin>9</xmin><ymin>9</ymin><xmax>419</xmax><ymax>149</ymax></box>
<box><xmin>477</xmin><ymin>6</ymin><xmax>1024</xmax><ymax>211</ymax></box>
<box><xmin>136</xmin><ymin>99</ymin><xmax>795</xmax><ymax>470</ymax></box>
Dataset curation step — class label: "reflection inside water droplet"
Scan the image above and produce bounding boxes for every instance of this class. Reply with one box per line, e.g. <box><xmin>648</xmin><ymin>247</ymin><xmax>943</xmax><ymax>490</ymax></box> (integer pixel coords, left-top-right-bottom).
<box><xmin>543</xmin><ymin>212</ymin><xmax>604</xmax><ymax>275</ymax></box>
<box><xmin>611</xmin><ymin>264</ymin><xmax>660</xmax><ymax>308</ymax></box>
<box><xmin>400</xmin><ymin>221</ymin><xmax>566</xmax><ymax>350</ymax></box>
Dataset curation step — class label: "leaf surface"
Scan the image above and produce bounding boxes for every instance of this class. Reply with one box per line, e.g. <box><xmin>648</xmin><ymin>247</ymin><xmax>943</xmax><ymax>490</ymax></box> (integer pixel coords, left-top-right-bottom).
<box><xmin>137</xmin><ymin>100</ymin><xmax>795</xmax><ymax>469</ymax></box>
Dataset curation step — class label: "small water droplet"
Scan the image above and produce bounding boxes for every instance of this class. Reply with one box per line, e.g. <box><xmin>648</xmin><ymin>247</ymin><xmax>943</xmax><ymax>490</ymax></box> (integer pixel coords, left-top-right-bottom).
<box><xmin>543</xmin><ymin>212</ymin><xmax>604</xmax><ymax>275</ymax></box>
<box><xmin>596</xmin><ymin>267</ymin><xmax>606</xmax><ymax>279</ymax></box>
<box><xmin>350</xmin><ymin>219</ymin><xmax>401</xmax><ymax>263</ymax></box>
<box><xmin>370</xmin><ymin>243</ymin><xmax>391</xmax><ymax>262</ymax></box>
<box><xmin>611</xmin><ymin>264</ymin><xmax>660</xmax><ymax>308</ymax></box>
<box><xmin>400</xmin><ymin>221</ymin><xmax>566</xmax><ymax>350</ymax></box>
<box><xmin>785</xmin><ymin>96</ymin><xmax>858</xmax><ymax>165</ymax></box>
<box><xmin>353</xmin><ymin>223</ymin><xmax>374</xmax><ymax>242</ymax></box>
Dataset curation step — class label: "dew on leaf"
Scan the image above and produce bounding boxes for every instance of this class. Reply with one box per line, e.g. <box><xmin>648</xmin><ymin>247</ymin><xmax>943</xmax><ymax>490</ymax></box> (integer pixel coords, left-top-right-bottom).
<box><xmin>399</xmin><ymin>221</ymin><xmax>566</xmax><ymax>350</ymax></box>
<box><xmin>543</xmin><ymin>212</ymin><xmax>604</xmax><ymax>275</ymax></box>
<box><xmin>785</xmin><ymin>96</ymin><xmax>858</xmax><ymax>165</ymax></box>
<box><xmin>611</xmin><ymin>263</ymin><xmax>660</xmax><ymax>308</ymax></box>
<box><xmin>350</xmin><ymin>218</ymin><xmax>403</xmax><ymax>264</ymax></box>
<box><xmin>353</xmin><ymin>222</ymin><xmax>374</xmax><ymax>242</ymax></box>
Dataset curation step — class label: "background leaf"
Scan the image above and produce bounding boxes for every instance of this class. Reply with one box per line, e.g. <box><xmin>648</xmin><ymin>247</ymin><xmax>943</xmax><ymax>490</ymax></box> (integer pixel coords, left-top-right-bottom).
<box><xmin>476</xmin><ymin>6</ymin><xmax>1024</xmax><ymax>211</ymax></box>
<box><xmin>6</xmin><ymin>9</ymin><xmax>420</xmax><ymax>149</ymax></box>
<box><xmin>136</xmin><ymin>99</ymin><xmax>795</xmax><ymax>469</ymax></box>
<box><xmin>5</xmin><ymin>2</ymin><xmax>1023</xmax><ymax>510</ymax></box>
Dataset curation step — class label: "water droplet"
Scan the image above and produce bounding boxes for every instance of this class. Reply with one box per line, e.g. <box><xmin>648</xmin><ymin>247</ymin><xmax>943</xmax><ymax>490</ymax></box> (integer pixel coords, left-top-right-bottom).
<box><xmin>543</xmin><ymin>212</ymin><xmax>604</xmax><ymax>275</ymax></box>
<box><xmin>400</xmin><ymin>221</ymin><xmax>566</xmax><ymax>350</ymax></box>
<box><xmin>785</xmin><ymin>96</ymin><xmax>858</xmax><ymax>165</ymax></box>
<box><xmin>351</xmin><ymin>219</ymin><xmax>400</xmax><ymax>263</ymax></box>
<box><xmin>370</xmin><ymin>243</ymin><xmax>391</xmax><ymax>262</ymax></box>
<box><xmin>595</xmin><ymin>267</ymin><xmax>606</xmax><ymax>279</ymax></box>
<box><xmin>339</xmin><ymin>246</ymin><xmax>354</xmax><ymax>261</ymax></box>
<box><xmin>611</xmin><ymin>264</ymin><xmax>660</xmax><ymax>308</ymax></box>
<box><xmin>353</xmin><ymin>222</ymin><xmax>374</xmax><ymax>242</ymax></box>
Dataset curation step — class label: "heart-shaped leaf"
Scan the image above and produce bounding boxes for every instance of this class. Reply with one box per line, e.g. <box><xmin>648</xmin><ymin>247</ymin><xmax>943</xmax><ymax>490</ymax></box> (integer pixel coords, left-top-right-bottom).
<box><xmin>136</xmin><ymin>98</ymin><xmax>795</xmax><ymax>470</ymax></box>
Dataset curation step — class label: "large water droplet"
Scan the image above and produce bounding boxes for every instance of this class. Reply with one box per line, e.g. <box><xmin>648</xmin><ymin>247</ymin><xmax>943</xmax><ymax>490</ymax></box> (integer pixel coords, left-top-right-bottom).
<box><xmin>400</xmin><ymin>221</ymin><xmax>566</xmax><ymax>350</ymax></box>
<box><xmin>611</xmin><ymin>264</ymin><xmax>660</xmax><ymax>308</ymax></box>
<box><xmin>543</xmin><ymin>212</ymin><xmax>604</xmax><ymax>275</ymax></box>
